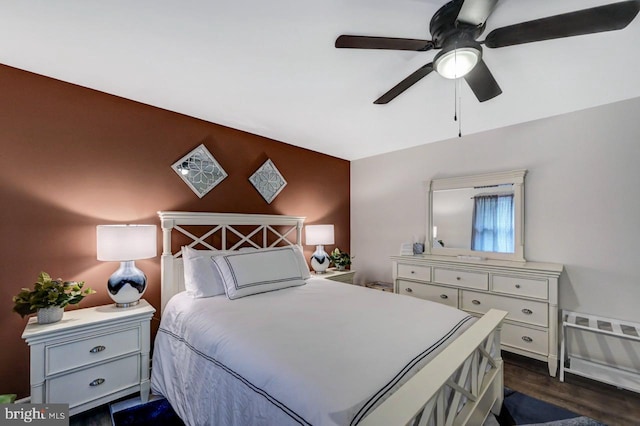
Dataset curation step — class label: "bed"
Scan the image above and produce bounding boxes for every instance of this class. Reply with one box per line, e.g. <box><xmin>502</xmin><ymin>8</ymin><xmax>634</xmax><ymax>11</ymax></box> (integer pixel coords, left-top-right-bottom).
<box><xmin>151</xmin><ymin>211</ymin><xmax>507</xmax><ymax>426</ymax></box>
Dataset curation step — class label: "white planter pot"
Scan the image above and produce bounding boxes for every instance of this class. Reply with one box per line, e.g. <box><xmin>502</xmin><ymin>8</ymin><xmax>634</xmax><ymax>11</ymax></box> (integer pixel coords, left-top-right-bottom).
<box><xmin>37</xmin><ymin>306</ymin><xmax>64</xmax><ymax>324</ymax></box>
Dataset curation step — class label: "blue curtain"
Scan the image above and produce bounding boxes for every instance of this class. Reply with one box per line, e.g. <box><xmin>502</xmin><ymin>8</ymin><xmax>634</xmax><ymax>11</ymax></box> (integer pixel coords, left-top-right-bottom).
<box><xmin>471</xmin><ymin>194</ymin><xmax>514</xmax><ymax>253</ymax></box>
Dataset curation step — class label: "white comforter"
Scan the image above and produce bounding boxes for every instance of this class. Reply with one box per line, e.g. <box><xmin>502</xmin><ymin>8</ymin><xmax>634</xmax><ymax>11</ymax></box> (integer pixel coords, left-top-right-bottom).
<box><xmin>151</xmin><ymin>278</ymin><xmax>473</xmax><ymax>426</ymax></box>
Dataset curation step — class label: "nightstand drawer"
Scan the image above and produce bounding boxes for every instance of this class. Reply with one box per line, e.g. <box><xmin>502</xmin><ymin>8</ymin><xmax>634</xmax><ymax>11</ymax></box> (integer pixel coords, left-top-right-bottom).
<box><xmin>461</xmin><ymin>290</ymin><xmax>548</xmax><ymax>327</ymax></box>
<box><xmin>48</xmin><ymin>354</ymin><xmax>140</xmax><ymax>408</ymax></box>
<box><xmin>434</xmin><ymin>268</ymin><xmax>488</xmax><ymax>290</ymax></box>
<box><xmin>325</xmin><ymin>270</ymin><xmax>355</xmax><ymax>284</ymax></box>
<box><xmin>47</xmin><ymin>327</ymin><xmax>140</xmax><ymax>375</ymax></box>
<box><xmin>492</xmin><ymin>275</ymin><xmax>548</xmax><ymax>300</ymax></box>
<box><xmin>398</xmin><ymin>281</ymin><xmax>458</xmax><ymax>308</ymax></box>
<box><xmin>501</xmin><ymin>323</ymin><xmax>548</xmax><ymax>356</ymax></box>
<box><xmin>397</xmin><ymin>264</ymin><xmax>431</xmax><ymax>281</ymax></box>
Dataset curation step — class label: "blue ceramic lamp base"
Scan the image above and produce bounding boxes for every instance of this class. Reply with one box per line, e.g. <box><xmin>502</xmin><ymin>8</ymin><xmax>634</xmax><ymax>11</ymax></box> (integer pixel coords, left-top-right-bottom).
<box><xmin>310</xmin><ymin>245</ymin><xmax>331</xmax><ymax>274</ymax></box>
<box><xmin>108</xmin><ymin>261</ymin><xmax>147</xmax><ymax>308</ymax></box>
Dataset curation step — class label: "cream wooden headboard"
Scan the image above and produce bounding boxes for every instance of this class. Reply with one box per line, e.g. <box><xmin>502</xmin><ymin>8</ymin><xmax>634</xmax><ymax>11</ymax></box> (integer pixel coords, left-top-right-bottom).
<box><xmin>157</xmin><ymin>211</ymin><xmax>305</xmax><ymax>312</ymax></box>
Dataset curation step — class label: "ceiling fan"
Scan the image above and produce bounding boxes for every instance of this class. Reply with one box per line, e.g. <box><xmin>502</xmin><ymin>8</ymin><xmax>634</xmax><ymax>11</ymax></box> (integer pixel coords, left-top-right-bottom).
<box><xmin>336</xmin><ymin>0</ymin><xmax>640</xmax><ymax>104</ymax></box>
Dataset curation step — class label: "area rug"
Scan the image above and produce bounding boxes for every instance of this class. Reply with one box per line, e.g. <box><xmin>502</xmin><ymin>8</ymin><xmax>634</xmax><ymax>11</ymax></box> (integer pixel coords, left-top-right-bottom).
<box><xmin>497</xmin><ymin>388</ymin><xmax>605</xmax><ymax>426</ymax></box>
<box><xmin>111</xmin><ymin>390</ymin><xmax>604</xmax><ymax>426</ymax></box>
<box><xmin>111</xmin><ymin>396</ymin><xmax>184</xmax><ymax>426</ymax></box>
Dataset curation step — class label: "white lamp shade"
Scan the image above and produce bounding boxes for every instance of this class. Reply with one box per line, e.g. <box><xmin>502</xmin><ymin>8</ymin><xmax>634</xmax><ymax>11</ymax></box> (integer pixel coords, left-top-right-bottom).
<box><xmin>97</xmin><ymin>224</ymin><xmax>157</xmax><ymax>261</ymax></box>
<box><xmin>305</xmin><ymin>224</ymin><xmax>335</xmax><ymax>245</ymax></box>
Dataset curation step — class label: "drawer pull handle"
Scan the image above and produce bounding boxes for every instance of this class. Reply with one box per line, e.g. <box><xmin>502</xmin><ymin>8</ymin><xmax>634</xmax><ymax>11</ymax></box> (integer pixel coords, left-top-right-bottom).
<box><xmin>90</xmin><ymin>345</ymin><xmax>106</xmax><ymax>353</ymax></box>
<box><xmin>410</xmin><ymin>270</ymin><xmax>415</xmax><ymax>274</ymax></box>
<box><xmin>522</xmin><ymin>308</ymin><xmax>533</xmax><ymax>315</ymax></box>
<box><xmin>522</xmin><ymin>336</ymin><xmax>533</xmax><ymax>343</ymax></box>
<box><xmin>405</xmin><ymin>288</ymin><xmax>413</xmax><ymax>293</ymax></box>
<box><xmin>472</xmin><ymin>299</ymin><xmax>481</xmax><ymax>305</ymax></box>
<box><xmin>515</xmin><ymin>284</ymin><xmax>521</xmax><ymax>289</ymax></box>
<box><xmin>440</xmin><ymin>294</ymin><xmax>448</xmax><ymax>299</ymax></box>
<box><xmin>89</xmin><ymin>378</ymin><xmax>105</xmax><ymax>387</ymax></box>
<box><xmin>456</xmin><ymin>276</ymin><xmax>461</xmax><ymax>281</ymax></box>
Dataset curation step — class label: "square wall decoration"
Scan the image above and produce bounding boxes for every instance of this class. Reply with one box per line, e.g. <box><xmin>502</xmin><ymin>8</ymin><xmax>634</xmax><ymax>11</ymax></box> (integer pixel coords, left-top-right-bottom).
<box><xmin>249</xmin><ymin>159</ymin><xmax>287</xmax><ymax>204</ymax></box>
<box><xmin>172</xmin><ymin>144</ymin><xmax>227</xmax><ymax>198</ymax></box>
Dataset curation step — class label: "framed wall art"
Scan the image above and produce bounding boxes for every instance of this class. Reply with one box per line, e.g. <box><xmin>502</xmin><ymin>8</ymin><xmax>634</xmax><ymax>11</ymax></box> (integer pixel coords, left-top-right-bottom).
<box><xmin>249</xmin><ymin>159</ymin><xmax>287</xmax><ymax>204</ymax></box>
<box><xmin>172</xmin><ymin>144</ymin><xmax>227</xmax><ymax>198</ymax></box>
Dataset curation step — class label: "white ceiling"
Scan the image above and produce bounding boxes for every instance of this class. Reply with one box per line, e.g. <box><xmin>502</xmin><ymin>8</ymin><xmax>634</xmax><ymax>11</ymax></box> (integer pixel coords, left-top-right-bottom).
<box><xmin>2</xmin><ymin>0</ymin><xmax>639</xmax><ymax>160</ymax></box>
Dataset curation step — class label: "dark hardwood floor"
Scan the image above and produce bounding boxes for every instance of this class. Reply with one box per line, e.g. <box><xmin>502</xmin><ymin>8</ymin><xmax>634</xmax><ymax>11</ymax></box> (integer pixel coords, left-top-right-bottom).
<box><xmin>503</xmin><ymin>352</ymin><xmax>640</xmax><ymax>426</ymax></box>
<box><xmin>70</xmin><ymin>352</ymin><xmax>640</xmax><ymax>425</ymax></box>
<box><xmin>69</xmin><ymin>404</ymin><xmax>111</xmax><ymax>426</ymax></box>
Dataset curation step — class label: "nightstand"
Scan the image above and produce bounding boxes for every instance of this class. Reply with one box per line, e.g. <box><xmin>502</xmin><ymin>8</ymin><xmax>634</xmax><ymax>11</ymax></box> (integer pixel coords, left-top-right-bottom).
<box><xmin>365</xmin><ymin>281</ymin><xmax>394</xmax><ymax>292</ymax></box>
<box><xmin>321</xmin><ymin>268</ymin><xmax>356</xmax><ymax>284</ymax></box>
<box><xmin>21</xmin><ymin>300</ymin><xmax>156</xmax><ymax>415</ymax></box>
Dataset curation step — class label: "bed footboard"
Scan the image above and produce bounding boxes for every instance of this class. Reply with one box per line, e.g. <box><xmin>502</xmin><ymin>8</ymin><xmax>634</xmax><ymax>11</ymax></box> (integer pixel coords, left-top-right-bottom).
<box><xmin>361</xmin><ymin>309</ymin><xmax>508</xmax><ymax>426</ymax></box>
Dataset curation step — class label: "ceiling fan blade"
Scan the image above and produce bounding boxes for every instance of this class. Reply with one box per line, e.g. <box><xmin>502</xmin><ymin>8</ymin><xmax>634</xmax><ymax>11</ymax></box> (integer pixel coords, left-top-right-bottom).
<box><xmin>484</xmin><ymin>1</ymin><xmax>640</xmax><ymax>48</ymax></box>
<box><xmin>335</xmin><ymin>35</ymin><xmax>434</xmax><ymax>51</ymax></box>
<box><xmin>457</xmin><ymin>0</ymin><xmax>499</xmax><ymax>26</ymax></box>
<box><xmin>374</xmin><ymin>63</ymin><xmax>434</xmax><ymax>104</ymax></box>
<box><xmin>463</xmin><ymin>60</ymin><xmax>502</xmax><ymax>102</ymax></box>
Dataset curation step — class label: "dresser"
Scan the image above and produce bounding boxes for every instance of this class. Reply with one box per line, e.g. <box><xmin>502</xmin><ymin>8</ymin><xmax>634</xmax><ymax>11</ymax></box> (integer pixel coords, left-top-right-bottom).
<box><xmin>21</xmin><ymin>300</ymin><xmax>156</xmax><ymax>415</ymax></box>
<box><xmin>392</xmin><ymin>255</ymin><xmax>563</xmax><ymax>376</ymax></box>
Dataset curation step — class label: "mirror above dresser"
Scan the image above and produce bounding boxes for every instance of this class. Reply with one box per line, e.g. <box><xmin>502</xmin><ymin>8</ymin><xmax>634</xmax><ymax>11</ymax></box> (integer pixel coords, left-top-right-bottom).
<box><xmin>428</xmin><ymin>169</ymin><xmax>526</xmax><ymax>262</ymax></box>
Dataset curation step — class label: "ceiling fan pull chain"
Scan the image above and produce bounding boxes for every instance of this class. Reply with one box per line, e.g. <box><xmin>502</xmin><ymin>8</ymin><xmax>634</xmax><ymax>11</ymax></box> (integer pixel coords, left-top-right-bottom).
<box><xmin>458</xmin><ymin>85</ymin><xmax>462</xmax><ymax>138</ymax></box>
<box><xmin>454</xmin><ymin>78</ymin><xmax>458</xmax><ymax>121</ymax></box>
<box><xmin>453</xmin><ymin>43</ymin><xmax>463</xmax><ymax>138</ymax></box>
<box><xmin>453</xmin><ymin>41</ymin><xmax>457</xmax><ymax>121</ymax></box>
<box><xmin>457</xmin><ymin>78</ymin><xmax>462</xmax><ymax>138</ymax></box>
<box><xmin>454</xmin><ymin>43</ymin><xmax>457</xmax><ymax>79</ymax></box>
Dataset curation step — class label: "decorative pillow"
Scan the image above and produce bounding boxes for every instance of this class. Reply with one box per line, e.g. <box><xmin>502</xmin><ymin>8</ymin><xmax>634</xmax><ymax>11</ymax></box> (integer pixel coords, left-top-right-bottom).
<box><xmin>181</xmin><ymin>246</ymin><xmax>228</xmax><ymax>298</ymax></box>
<box><xmin>212</xmin><ymin>246</ymin><xmax>308</xmax><ymax>300</ymax></box>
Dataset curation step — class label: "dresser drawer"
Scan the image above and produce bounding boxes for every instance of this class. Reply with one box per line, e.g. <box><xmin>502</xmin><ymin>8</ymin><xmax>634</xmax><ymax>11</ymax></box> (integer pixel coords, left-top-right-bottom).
<box><xmin>397</xmin><ymin>264</ymin><xmax>431</xmax><ymax>281</ymax></box>
<box><xmin>47</xmin><ymin>327</ymin><xmax>140</xmax><ymax>375</ymax></box>
<box><xmin>461</xmin><ymin>290</ymin><xmax>548</xmax><ymax>327</ymax></box>
<box><xmin>398</xmin><ymin>280</ymin><xmax>458</xmax><ymax>308</ymax></box>
<box><xmin>48</xmin><ymin>354</ymin><xmax>140</xmax><ymax>408</ymax></box>
<box><xmin>434</xmin><ymin>268</ymin><xmax>488</xmax><ymax>290</ymax></box>
<box><xmin>501</xmin><ymin>323</ymin><xmax>548</xmax><ymax>356</ymax></box>
<box><xmin>492</xmin><ymin>275</ymin><xmax>548</xmax><ymax>300</ymax></box>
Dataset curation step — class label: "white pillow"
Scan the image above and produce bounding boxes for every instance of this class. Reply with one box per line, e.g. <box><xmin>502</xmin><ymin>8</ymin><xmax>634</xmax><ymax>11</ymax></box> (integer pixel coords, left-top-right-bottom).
<box><xmin>291</xmin><ymin>245</ymin><xmax>311</xmax><ymax>279</ymax></box>
<box><xmin>212</xmin><ymin>246</ymin><xmax>308</xmax><ymax>300</ymax></box>
<box><xmin>181</xmin><ymin>246</ymin><xmax>227</xmax><ymax>298</ymax></box>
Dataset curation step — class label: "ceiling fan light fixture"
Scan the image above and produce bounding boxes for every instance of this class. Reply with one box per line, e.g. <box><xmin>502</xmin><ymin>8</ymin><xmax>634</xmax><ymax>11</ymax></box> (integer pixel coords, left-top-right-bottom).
<box><xmin>434</xmin><ymin>46</ymin><xmax>481</xmax><ymax>79</ymax></box>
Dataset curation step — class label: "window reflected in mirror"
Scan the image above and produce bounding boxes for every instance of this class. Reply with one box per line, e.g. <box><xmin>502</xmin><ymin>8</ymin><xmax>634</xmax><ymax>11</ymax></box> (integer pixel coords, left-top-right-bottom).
<box><xmin>470</xmin><ymin>191</ymin><xmax>514</xmax><ymax>253</ymax></box>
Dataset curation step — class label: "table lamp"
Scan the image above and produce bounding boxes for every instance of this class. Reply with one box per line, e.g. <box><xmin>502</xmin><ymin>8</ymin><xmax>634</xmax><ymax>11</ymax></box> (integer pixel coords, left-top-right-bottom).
<box><xmin>97</xmin><ymin>224</ymin><xmax>157</xmax><ymax>307</ymax></box>
<box><xmin>305</xmin><ymin>224</ymin><xmax>334</xmax><ymax>274</ymax></box>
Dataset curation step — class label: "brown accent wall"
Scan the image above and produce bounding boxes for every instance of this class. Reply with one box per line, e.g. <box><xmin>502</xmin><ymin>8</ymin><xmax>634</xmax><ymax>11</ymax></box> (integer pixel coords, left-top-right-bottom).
<box><xmin>0</xmin><ymin>64</ymin><xmax>350</xmax><ymax>398</ymax></box>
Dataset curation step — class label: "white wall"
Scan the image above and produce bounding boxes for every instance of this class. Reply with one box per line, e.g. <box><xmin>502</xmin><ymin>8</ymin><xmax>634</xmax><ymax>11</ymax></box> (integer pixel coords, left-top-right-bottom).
<box><xmin>351</xmin><ymin>97</ymin><xmax>640</xmax><ymax>321</ymax></box>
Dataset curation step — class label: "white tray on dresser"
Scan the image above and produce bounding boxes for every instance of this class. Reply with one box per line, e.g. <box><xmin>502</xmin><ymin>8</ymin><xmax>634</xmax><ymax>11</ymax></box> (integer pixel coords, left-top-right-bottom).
<box><xmin>392</xmin><ymin>254</ymin><xmax>563</xmax><ymax>376</ymax></box>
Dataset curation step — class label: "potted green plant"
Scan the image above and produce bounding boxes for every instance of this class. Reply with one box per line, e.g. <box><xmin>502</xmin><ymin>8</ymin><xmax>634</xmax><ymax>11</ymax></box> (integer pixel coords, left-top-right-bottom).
<box><xmin>13</xmin><ymin>272</ymin><xmax>95</xmax><ymax>324</ymax></box>
<box><xmin>329</xmin><ymin>248</ymin><xmax>354</xmax><ymax>271</ymax></box>
<box><xmin>0</xmin><ymin>394</ymin><xmax>16</xmax><ymax>404</ymax></box>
